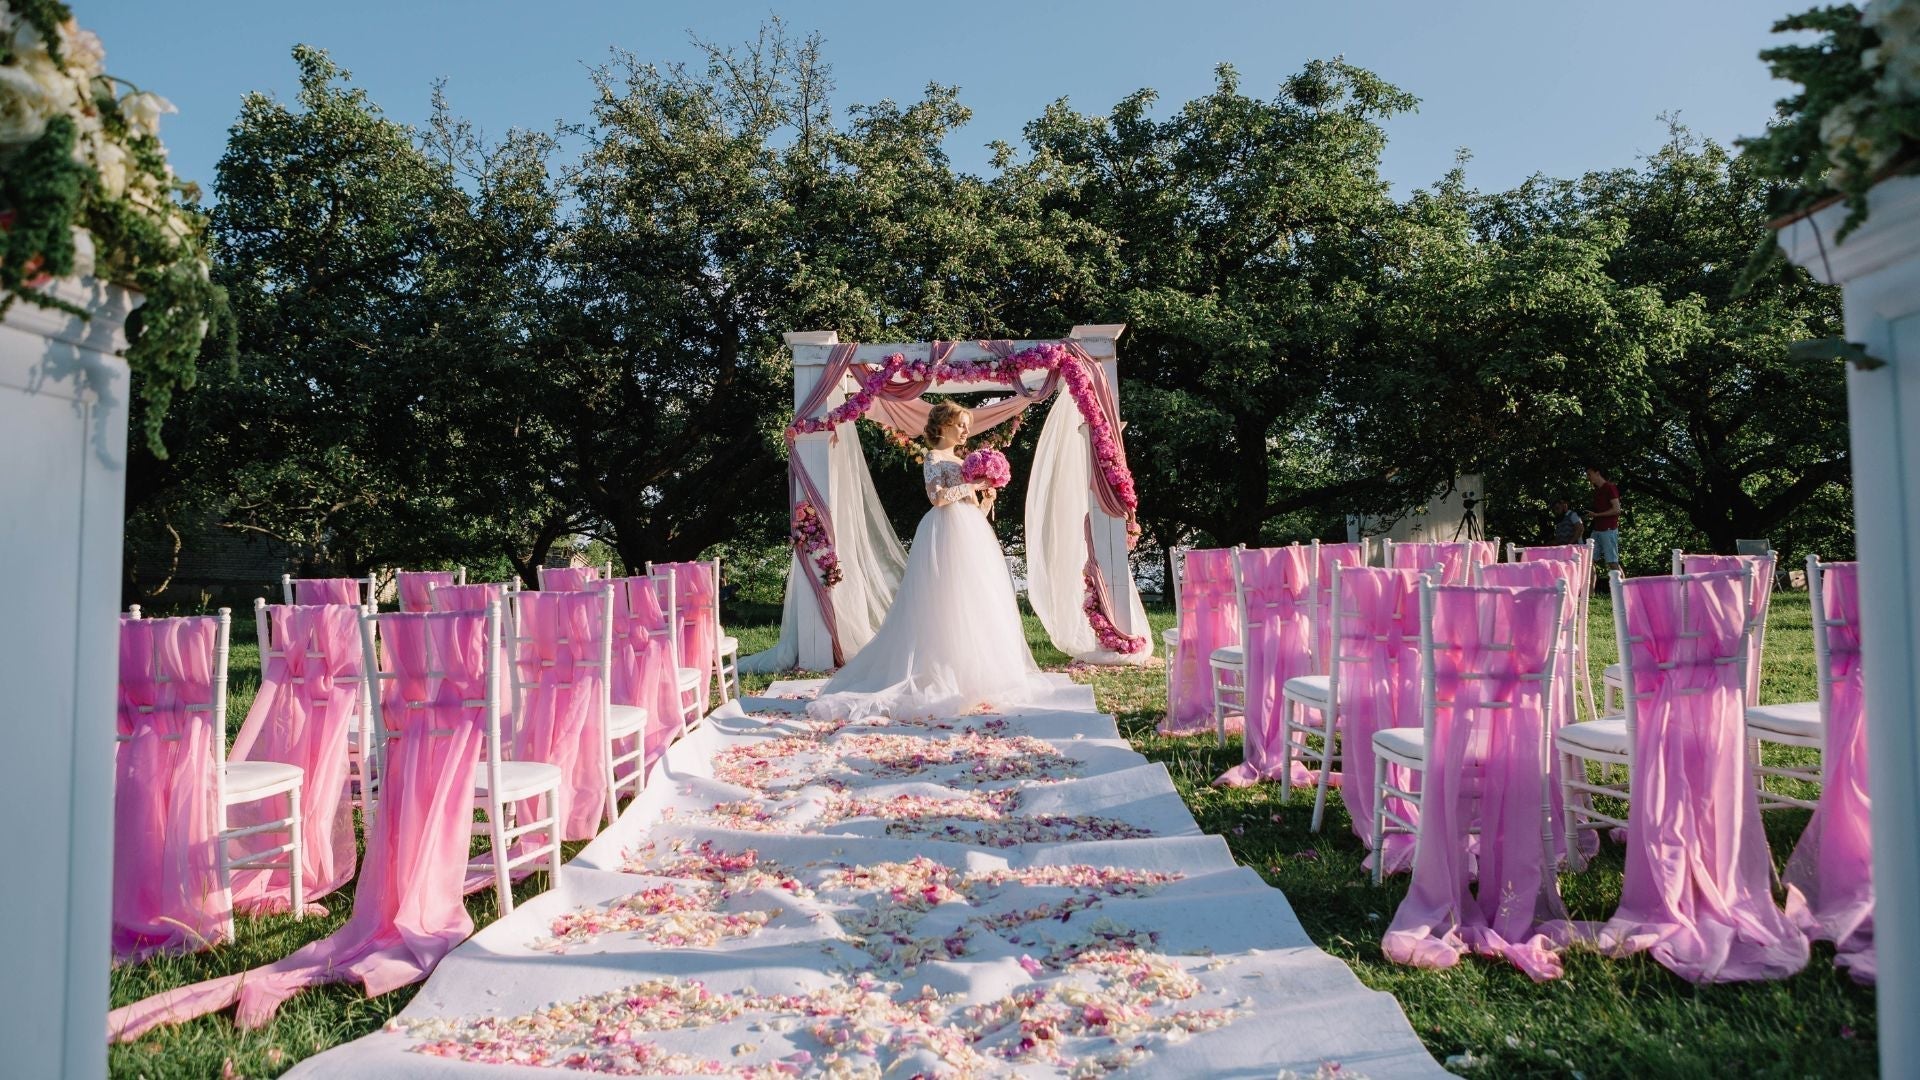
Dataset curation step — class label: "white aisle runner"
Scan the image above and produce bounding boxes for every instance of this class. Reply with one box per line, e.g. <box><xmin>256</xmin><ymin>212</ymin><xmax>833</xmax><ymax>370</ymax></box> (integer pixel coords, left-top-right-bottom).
<box><xmin>290</xmin><ymin>676</ymin><xmax>1446</xmax><ymax>1078</ymax></box>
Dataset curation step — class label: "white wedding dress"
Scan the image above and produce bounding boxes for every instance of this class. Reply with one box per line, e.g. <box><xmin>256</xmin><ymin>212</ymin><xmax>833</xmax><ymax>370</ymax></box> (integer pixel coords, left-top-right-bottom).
<box><xmin>808</xmin><ymin>455</ymin><xmax>1055</xmax><ymax>721</ymax></box>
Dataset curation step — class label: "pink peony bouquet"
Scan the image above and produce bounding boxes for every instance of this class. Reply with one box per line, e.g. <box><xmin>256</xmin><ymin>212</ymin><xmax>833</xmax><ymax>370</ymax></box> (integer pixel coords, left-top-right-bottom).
<box><xmin>960</xmin><ymin>448</ymin><xmax>1012</xmax><ymax>489</ymax></box>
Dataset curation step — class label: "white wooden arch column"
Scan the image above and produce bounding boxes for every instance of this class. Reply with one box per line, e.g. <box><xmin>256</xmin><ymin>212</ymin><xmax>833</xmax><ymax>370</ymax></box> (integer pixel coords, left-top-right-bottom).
<box><xmin>784</xmin><ymin>325</ymin><xmax>1131</xmax><ymax>672</ymax></box>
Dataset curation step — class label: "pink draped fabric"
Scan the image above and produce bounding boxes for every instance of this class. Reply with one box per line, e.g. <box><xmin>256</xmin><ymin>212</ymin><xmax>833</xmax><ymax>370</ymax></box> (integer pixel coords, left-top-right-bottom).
<box><xmin>109</xmin><ymin>612</ymin><xmax>492</xmax><ymax>1042</ymax></box>
<box><xmin>610</xmin><ymin>576</ymin><xmax>686</xmax><ymax>771</ymax></box>
<box><xmin>1383</xmin><ymin>583</ymin><xmax>1572</xmax><ymax>980</ymax></box>
<box><xmin>291</xmin><ymin>578</ymin><xmax>361</xmax><ymax>606</ymax></box>
<box><xmin>1521</xmin><ymin>544</ymin><xmax>1591</xmax><ymax>574</ymax></box>
<box><xmin>1388</xmin><ymin>541</ymin><xmax>1496</xmax><ymax>585</ymax></box>
<box><xmin>511</xmin><ymin>589</ymin><xmax>610</xmax><ymax>840</ymax></box>
<box><xmin>1160</xmin><ymin>548</ymin><xmax>1238</xmax><ymax>735</ymax></box>
<box><xmin>657</xmin><ymin>561</ymin><xmax>719</xmax><ymax>713</ymax></box>
<box><xmin>1314</xmin><ymin>542</ymin><xmax>1369</xmax><ymax>676</ymax></box>
<box><xmin>1678</xmin><ymin>553</ymin><xmax>1776</xmax><ymax>702</ymax></box>
<box><xmin>113</xmin><ymin>616</ymin><xmax>229</xmax><ymax>962</ymax></box>
<box><xmin>1784</xmin><ymin>562</ymin><xmax>1874</xmax><ymax>983</ymax></box>
<box><xmin>1478</xmin><ymin>560</ymin><xmax>1596</xmax><ymax>862</ymax></box>
<box><xmin>430</xmin><ymin>582</ymin><xmax>506</xmax><ymax>613</ymax></box>
<box><xmin>539</xmin><ymin>566</ymin><xmax>601</xmax><ymax>592</ymax></box>
<box><xmin>1215</xmin><ymin>546</ymin><xmax>1315</xmax><ymax>786</ymax></box>
<box><xmin>1594</xmin><ymin>570</ymin><xmax>1809</xmax><ymax>982</ymax></box>
<box><xmin>226</xmin><ymin>605</ymin><xmax>361</xmax><ymax>913</ymax></box>
<box><xmin>1334</xmin><ymin>567</ymin><xmax>1424</xmax><ymax>872</ymax></box>
<box><xmin>396</xmin><ymin>570</ymin><xmax>459</xmax><ymax>613</ymax></box>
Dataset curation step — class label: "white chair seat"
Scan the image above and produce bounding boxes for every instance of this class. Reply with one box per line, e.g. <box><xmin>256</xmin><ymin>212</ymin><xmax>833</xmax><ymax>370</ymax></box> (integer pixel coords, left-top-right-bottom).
<box><xmin>608</xmin><ymin>703</ymin><xmax>648</xmax><ymax>737</ymax></box>
<box><xmin>1371</xmin><ymin>726</ymin><xmax>1426</xmax><ymax>767</ymax></box>
<box><xmin>720</xmin><ymin>634</ymin><xmax>739</xmax><ymax>655</ymax></box>
<box><xmin>1162</xmin><ymin>626</ymin><xmax>1180</xmax><ymax>647</ymax></box>
<box><xmin>677</xmin><ymin>667</ymin><xmax>701</xmax><ymax>693</ymax></box>
<box><xmin>1283</xmin><ymin>674</ymin><xmax>1332</xmax><ymax>705</ymax></box>
<box><xmin>1747</xmin><ymin>700</ymin><xmax>1821</xmax><ymax>741</ymax></box>
<box><xmin>223</xmin><ymin>760</ymin><xmax>303</xmax><ymax>801</ymax></box>
<box><xmin>1209</xmin><ymin>645</ymin><xmax>1244</xmax><ymax>666</ymax></box>
<box><xmin>474</xmin><ymin>760</ymin><xmax>564</xmax><ymax>800</ymax></box>
<box><xmin>1556</xmin><ymin>715</ymin><xmax>1629</xmax><ymax>756</ymax></box>
<box><xmin>1601</xmin><ymin>661</ymin><xmax>1623</xmax><ymax>686</ymax></box>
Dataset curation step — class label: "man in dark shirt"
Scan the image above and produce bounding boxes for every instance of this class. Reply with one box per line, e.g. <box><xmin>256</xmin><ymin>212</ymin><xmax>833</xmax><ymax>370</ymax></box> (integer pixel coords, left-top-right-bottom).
<box><xmin>1552</xmin><ymin>499</ymin><xmax>1585</xmax><ymax>544</ymax></box>
<box><xmin>1583</xmin><ymin>465</ymin><xmax>1623</xmax><ymax>575</ymax></box>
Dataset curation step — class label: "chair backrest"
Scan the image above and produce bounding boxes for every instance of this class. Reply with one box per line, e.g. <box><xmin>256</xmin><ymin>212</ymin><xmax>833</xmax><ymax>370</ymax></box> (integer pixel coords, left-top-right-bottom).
<box><xmin>428</xmin><ymin>581</ymin><xmax>512</xmax><ymax>614</ymax></box>
<box><xmin>1231</xmin><ymin>545</ymin><xmax>1316</xmax><ymax>731</ymax></box>
<box><xmin>650</xmin><ymin>561</ymin><xmax>720</xmax><ymax>696</ymax></box>
<box><xmin>360</xmin><ymin>605</ymin><xmax>503</xmax><ymax>795</ymax></box>
<box><xmin>395</xmin><ymin>568</ymin><xmax>466</xmax><ymax>613</ymax></box>
<box><xmin>1312</xmin><ymin>540</ymin><xmax>1370</xmax><ymax>674</ymax></box>
<box><xmin>1476</xmin><ymin>558</ymin><xmax>1580</xmax><ymax>721</ymax></box>
<box><xmin>247</xmin><ymin>599</ymin><xmax>370</xmax><ymax>749</ymax></box>
<box><xmin>117</xmin><ymin>610</ymin><xmax>230</xmax><ymax>751</ymax></box>
<box><xmin>506</xmin><ymin>586</ymin><xmax>614</xmax><ymax>725</ymax></box>
<box><xmin>1384</xmin><ymin>540</ymin><xmax>1494</xmax><ymax>585</ymax></box>
<box><xmin>1418</xmin><ymin>578</ymin><xmax>1566</xmax><ymax>774</ymax></box>
<box><xmin>282</xmin><ymin>575</ymin><xmax>373</xmax><ymax>607</ymax></box>
<box><xmin>537</xmin><ymin>564</ymin><xmax>611</xmax><ymax>592</ymax></box>
<box><xmin>1165</xmin><ymin>547</ymin><xmax>1238</xmax><ymax>729</ymax></box>
<box><xmin>1168</xmin><ymin>545</ymin><xmax>1190</xmax><ymax>612</ymax></box>
<box><xmin>1332</xmin><ymin>565</ymin><xmax>1424</xmax><ymax>710</ymax></box>
<box><xmin>1734</xmin><ymin>539</ymin><xmax>1773</xmax><ymax>558</ymax></box>
<box><xmin>1809</xmin><ymin>557</ymin><xmax>1861</xmax><ymax>752</ymax></box>
<box><xmin>1612</xmin><ymin>567</ymin><xmax>1754</xmax><ymax>767</ymax></box>
<box><xmin>1676</xmin><ymin>551</ymin><xmax>1776</xmax><ymax>701</ymax></box>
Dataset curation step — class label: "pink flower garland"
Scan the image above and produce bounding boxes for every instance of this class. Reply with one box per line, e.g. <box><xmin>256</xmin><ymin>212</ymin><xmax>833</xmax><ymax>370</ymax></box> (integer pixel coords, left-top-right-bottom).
<box><xmin>786</xmin><ymin>342</ymin><xmax>1145</xmax><ymax>654</ymax></box>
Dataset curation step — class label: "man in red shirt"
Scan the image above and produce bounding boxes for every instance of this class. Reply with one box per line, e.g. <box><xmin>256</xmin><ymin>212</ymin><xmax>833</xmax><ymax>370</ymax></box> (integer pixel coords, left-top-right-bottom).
<box><xmin>1584</xmin><ymin>464</ymin><xmax>1623</xmax><ymax>576</ymax></box>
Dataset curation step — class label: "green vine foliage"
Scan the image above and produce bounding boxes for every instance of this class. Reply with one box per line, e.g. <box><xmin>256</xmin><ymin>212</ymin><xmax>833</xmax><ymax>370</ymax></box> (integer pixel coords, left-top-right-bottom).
<box><xmin>0</xmin><ymin>0</ymin><xmax>234</xmax><ymax>456</ymax></box>
<box><xmin>1742</xmin><ymin>4</ymin><xmax>1920</xmax><ymax>236</ymax></box>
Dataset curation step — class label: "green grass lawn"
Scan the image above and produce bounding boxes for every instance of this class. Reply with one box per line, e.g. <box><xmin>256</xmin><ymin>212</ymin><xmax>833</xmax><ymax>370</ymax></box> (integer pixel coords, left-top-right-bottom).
<box><xmin>110</xmin><ymin>593</ymin><xmax>1876</xmax><ymax>1079</ymax></box>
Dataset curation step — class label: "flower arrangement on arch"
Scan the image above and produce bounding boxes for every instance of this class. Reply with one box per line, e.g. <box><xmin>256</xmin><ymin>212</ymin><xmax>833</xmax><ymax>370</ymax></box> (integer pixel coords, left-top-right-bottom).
<box><xmin>791</xmin><ymin>500</ymin><xmax>841</xmax><ymax>587</ymax></box>
<box><xmin>0</xmin><ymin>0</ymin><xmax>232</xmax><ymax>454</ymax></box>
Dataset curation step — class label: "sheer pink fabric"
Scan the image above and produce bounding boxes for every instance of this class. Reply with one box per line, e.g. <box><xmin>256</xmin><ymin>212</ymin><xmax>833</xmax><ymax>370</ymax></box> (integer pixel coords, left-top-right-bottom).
<box><xmin>1594</xmin><ymin>570</ymin><xmax>1809</xmax><ymax>982</ymax></box>
<box><xmin>1215</xmin><ymin>546</ymin><xmax>1314</xmax><ymax>786</ymax></box>
<box><xmin>1160</xmin><ymin>547</ymin><xmax>1238</xmax><ymax>735</ymax></box>
<box><xmin>1388</xmin><ymin>541</ymin><xmax>1496</xmax><ymax>585</ymax></box>
<box><xmin>1520</xmin><ymin>544</ymin><xmax>1591</xmax><ymax>575</ymax></box>
<box><xmin>430</xmin><ymin>582</ymin><xmax>506</xmax><ymax>613</ymax></box>
<box><xmin>113</xmin><ymin>616</ymin><xmax>229</xmax><ymax>961</ymax></box>
<box><xmin>1678</xmin><ymin>553</ymin><xmax>1776</xmax><ymax>702</ymax></box>
<box><xmin>1478</xmin><ymin>560</ymin><xmax>1596</xmax><ymax>863</ymax></box>
<box><xmin>658</xmin><ymin>561</ymin><xmax>719</xmax><ymax>713</ymax></box>
<box><xmin>396</xmin><ymin>570</ymin><xmax>459</xmax><ymax>613</ymax></box>
<box><xmin>1314</xmin><ymin>542</ymin><xmax>1369</xmax><ymax>676</ymax></box>
<box><xmin>109</xmin><ymin>612</ymin><xmax>491</xmax><ymax>1041</ymax></box>
<box><xmin>511</xmin><ymin>589</ymin><xmax>610</xmax><ymax>840</ymax></box>
<box><xmin>1784</xmin><ymin>562</ymin><xmax>1874</xmax><ymax>983</ymax></box>
<box><xmin>610</xmin><ymin>576</ymin><xmax>686</xmax><ymax>772</ymax></box>
<box><xmin>1384</xmin><ymin>584</ymin><xmax>1572</xmax><ymax>980</ymax></box>
<box><xmin>226</xmin><ymin>605</ymin><xmax>361</xmax><ymax>913</ymax></box>
<box><xmin>1334</xmin><ymin>567</ymin><xmax>1424</xmax><ymax>872</ymax></box>
<box><xmin>291</xmin><ymin>578</ymin><xmax>361</xmax><ymax>606</ymax></box>
<box><xmin>538</xmin><ymin>566</ymin><xmax>601</xmax><ymax>592</ymax></box>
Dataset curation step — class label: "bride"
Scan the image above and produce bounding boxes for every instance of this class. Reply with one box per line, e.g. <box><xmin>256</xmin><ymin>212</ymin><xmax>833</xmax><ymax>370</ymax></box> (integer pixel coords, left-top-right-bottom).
<box><xmin>808</xmin><ymin>402</ymin><xmax>1055</xmax><ymax>720</ymax></box>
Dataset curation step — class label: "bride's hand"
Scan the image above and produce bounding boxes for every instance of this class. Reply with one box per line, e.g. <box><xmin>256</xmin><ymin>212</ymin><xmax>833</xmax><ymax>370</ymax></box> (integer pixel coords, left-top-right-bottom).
<box><xmin>980</xmin><ymin>488</ymin><xmax>998</xmax><ymax>513</ymax></box>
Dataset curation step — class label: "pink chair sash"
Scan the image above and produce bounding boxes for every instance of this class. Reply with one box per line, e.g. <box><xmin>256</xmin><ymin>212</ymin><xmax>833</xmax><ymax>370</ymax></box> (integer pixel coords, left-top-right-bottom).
<box><xmin>1479</xmin><ymin>559</ymin><xmax>1595</xmax><ymax>863</ymax></box>
<box><xmin>1389</xmin><ymin>541</ymin><xmax>1496</xmax><ymax>585</ymax></box>
<box><xmin>430</xmin><ymin>582</ymin><xmax>506</xmax><ymax>614</ymax></box>
<box><xmin>539</xmin><ymin>566</ymin><xmax>601</xmax><ymax>591</ymax></box>
<box><xmin>396</xmin><ymin>570</ymin><xmax>459</xmax><ymax>613</ymax></box>
<box><xmin>1161</xmin><ymin>548</ymin><xmax>1237</xmax><ymax>735</ymax></box>
<box><xmin>113</xmin><ymin>616</ymin><xmax>228</xmax><ymax>962</ymax></box>
<box><xmin>1679</xmin><ymin>553</ymin><xmax>1776</xmax><ymax>702</ymax></box>
<box><xmin>109</xmin><ymin>612</ymin><xmax>492</xmax><ymax>1041</ymax></box>
<box><xmin>611</xmin><ymin>576</ymin><xmax>686</xmax><ymax>771</ymax></box>
<box><xmin>1314</xmin><ymin>542</ymin><xmax>1369</xmax><ymax>676</ymax></box>
<box><xmin>1784</xmin><ymin>562</ymin><xmax>1874</xmax><ymax>983</ymax></box>
<box><xmin>658</xmin><ymin>561</ymin><xmax>719</xmax><ymax>711</ymax></box>
<box><xmin>226</xmin><ymin>605</ymin><xmax>362</xmax><ymax>913</ymax></box>
<box><xmin>1384</xmin><ymin>584</ymin><xmax>1572</xmax><ymax>980</ymax></box>
<box><xmin>1334</xmin><ymin>567</ymin><xmax>1424</xmax><ymax>872</ymax></box>
<box><xmin>1216</xmin><ymin>546</ymin><xmax>1314</xmax><ymax>786</ymax></box>
<box><xmin>1595</xmin><ymin>570</ymin><xmax>1809</xmax><ymax>982</ymax></box>
<box><xmin>291</xmin><ymin>578</ymin><xmax>361</xmax><ymax>606</ymax></box>
<box><xmin>511</xmin><ymin>590</ymin><xmax>609</xmax><ymax>840</ymax></box>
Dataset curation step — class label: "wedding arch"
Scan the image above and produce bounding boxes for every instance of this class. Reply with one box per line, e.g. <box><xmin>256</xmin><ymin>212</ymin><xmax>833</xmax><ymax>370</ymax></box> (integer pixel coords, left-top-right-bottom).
<box><xmin>743</xmin><ymin>326</ymin><xmax>1152</xmax><ymax>673</ymax></box>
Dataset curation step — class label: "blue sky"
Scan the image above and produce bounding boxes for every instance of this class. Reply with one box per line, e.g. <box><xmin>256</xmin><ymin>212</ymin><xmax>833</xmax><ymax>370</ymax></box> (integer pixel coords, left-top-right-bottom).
<box><xmin>84</xmin><ymin>0</ymin><xmax>1797</xmax><ymax>199</ymax></box>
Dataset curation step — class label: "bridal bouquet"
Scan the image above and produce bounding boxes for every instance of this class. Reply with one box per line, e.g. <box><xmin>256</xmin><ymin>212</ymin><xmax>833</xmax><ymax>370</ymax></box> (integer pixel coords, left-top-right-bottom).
<box><xmin>960</xmin><ymin>448</ymin><xmax>1011</xmax><ymax>489</ymax></box>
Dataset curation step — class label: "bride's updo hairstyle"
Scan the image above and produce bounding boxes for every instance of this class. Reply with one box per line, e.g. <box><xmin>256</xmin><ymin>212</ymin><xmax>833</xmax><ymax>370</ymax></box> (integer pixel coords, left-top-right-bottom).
<box><xmin>924</xmin><ymin>401</ymin><xmax>971</xmax><ymax>447</ymax></box>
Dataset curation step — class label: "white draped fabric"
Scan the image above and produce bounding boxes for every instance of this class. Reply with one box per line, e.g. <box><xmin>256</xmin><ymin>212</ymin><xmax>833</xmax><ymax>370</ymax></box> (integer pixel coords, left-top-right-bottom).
<box><xmin>743</xmin><ymin>420</ymin><xmax>907</xmax><ymax>673</ymax></box>
<box><xmin>1026</xmin><ymin>391</ymin><xmax>1152</xmax><ymax>662</ymax></box>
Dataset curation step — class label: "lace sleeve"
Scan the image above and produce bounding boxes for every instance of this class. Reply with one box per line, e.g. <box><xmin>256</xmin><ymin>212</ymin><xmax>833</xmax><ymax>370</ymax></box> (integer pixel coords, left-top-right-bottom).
<box><xmin>925</xmin><ymin>461</ymin><xmax>974</xmax><ymax>506</ymax></box>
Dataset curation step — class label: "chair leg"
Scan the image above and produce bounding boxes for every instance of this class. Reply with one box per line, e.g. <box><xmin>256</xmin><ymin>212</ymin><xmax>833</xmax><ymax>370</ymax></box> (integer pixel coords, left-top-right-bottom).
<box><xmin>1558</xmin><ymin>749</ymin><xmax>1587</xmax><ymax>871</ymax></box>
<box><xmin>547</xmin><ymin>789</ymin><xmax>565</xmax><ymax>890</ymax></box>
<box><xmin>488</xmin><ymin>800</ymin><xmax>513</xmax><ymax>916</ymax></box>
<box><xmin>1310</xmin><ymin>706</ymin><xmax>1336</xmax><ymax>833</ymax></box>
<box><xmin>1370</xmin><ymin>754</ymin><xmax>1388</xmax><ymax>885</ymax></box>
<box><xmin>288</xmin><ymin>784</ymin><xmax>305</xmax><ymax>919</ymax></box>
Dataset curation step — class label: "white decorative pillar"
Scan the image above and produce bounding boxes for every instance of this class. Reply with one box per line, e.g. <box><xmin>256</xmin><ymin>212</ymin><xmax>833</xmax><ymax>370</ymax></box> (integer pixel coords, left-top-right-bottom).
<box><xmin>783</xmin><ymin>330</ymin><xmax>845</xmax><ymax>671</ymax></box>
<box><xmin>0</xmin><ymin>272</ymin><xmax>137</xmax><ymax>1080</ymax></box>
<box><xmin>1069</xmin><ymin>324</ymin><xmax>1137</xmax><ymax>640</ymax></box>
<box><xmin>1777</xmin><ymin>174</ymin><xmax>1920</xmax><ymax>1078</ymax></box>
